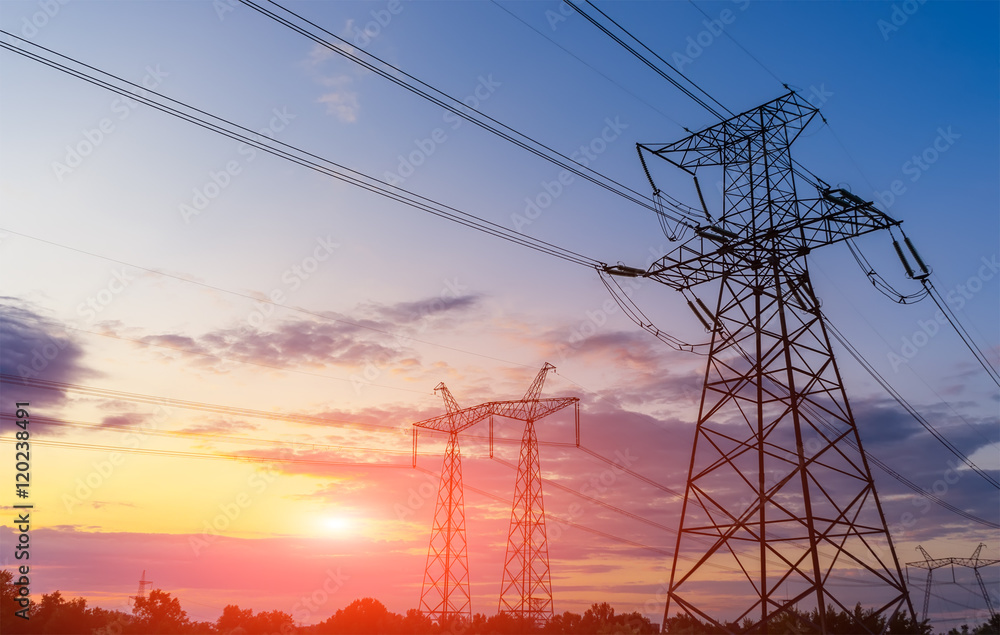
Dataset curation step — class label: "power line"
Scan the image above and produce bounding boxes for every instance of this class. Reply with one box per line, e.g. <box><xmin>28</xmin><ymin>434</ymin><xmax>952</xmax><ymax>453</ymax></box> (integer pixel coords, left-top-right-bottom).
<box><xmin>0</xmin><ymin>373</ymin><xmax>580</xmax><ymax>451</ymax></box>
<box><xmin>685</xmin><ymin>0</ymin><xmax>785</xmax><ymax>87</ymax></box>
<box><xmin>924</xmin><ymin>279</ymin><xmax>1000</xmax><ymax>388</ymax></box>
<box><xmin>0</xmin><ymin>435</ymin><xmax>412</xmax><ymax>469</ymax></box>
<box><xmin>412</xmin><ymin>465</ymin><xmax>676</xmax><ymax>559</ymax></box>
<box><xmin>824</xmin><ymin>317</ymin><xmax>1000</xmax><ymax>490</ymax></box>
<box><xmin>0</xmin><ymin>32</ymin><xmax>604</xmax><ymax>270</ymax></box>
<box><xmin>488</xmin><ymin>0</ymin><xmax>687</xmax><ymax>131</ymax></box>
<box><xmin>240</xmin><ymin>0</ymin><xmax>702</xmax><ymax>227</ymax></box>
<box><xmin>566</xmin><ymin>0</ymin><xmax>832</xmax><ymax>196</ymax></box>
<box><xmin>0</xmin><ymin>411</ymin><xmax>413</xmax><ymax>456</ymax></box>
<box><xmin>0</xmin><ymin>226</ymin><xmax>533</xmax><ymax>371</ymax></box>
<box><xmin>599</xmin><ymin>259</ymin><xmax>1000</xmax><ymax>500</ymax></box>
<box><xmin>564</xmin><ymin>0</ymin><xmax>730</xmax><ymax>122</ymax></box>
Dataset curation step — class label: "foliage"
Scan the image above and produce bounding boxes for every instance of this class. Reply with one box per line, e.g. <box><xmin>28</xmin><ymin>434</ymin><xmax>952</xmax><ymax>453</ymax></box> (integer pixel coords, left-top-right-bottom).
<box><xmin>2</xmin><ymin>569</ymin><xmax>995</xmax><ymax>635</ymax></box>
<box><xmin>665</xmin><ymin>603</ymin><xmax>933</xmax><ymax>634</ymax></box>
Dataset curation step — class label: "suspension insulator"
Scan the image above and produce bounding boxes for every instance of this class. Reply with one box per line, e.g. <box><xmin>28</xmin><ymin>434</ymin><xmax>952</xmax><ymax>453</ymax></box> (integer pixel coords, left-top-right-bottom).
<box><xmin>893</xmin><ymin>240</ymin><xmax>916</xmax><ymax>279</ymax></box>
<box><xmin>904</xmin><ymin>236</ymin><xmax>930</xmax><ymax>277</ymax></box>
<box><xmin>695</xmin><ymin>297</ymin><xmax>719</xmax><ymax>330</ymax></box>
<box><xmin>791</xmin><ymin>285</ymin><xmax>811</xmax><ymax>311</ymax></box>
<box><xmin>822</xmin><ymin>189</ymin><xmax>849</xmax><ymax>207</ymax></box>
<box><xmin>687</xmin><ymin>300</ymin><xmax>713</xmax><ymax>332</ymax></box>
<box><xmin>840</xmin><ymin>190</ymin><xmax>868</xmax><ymax>206</ymax></box>
<box><xmin>693</xmin><ymin>176</ymin><xmax>711</xmax><ymax>220</ymax></box>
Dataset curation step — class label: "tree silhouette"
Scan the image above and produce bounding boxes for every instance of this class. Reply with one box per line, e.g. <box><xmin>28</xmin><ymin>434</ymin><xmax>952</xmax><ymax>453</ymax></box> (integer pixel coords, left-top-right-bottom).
<box><xmin>132</xmin><ymin>589</ymin><xmax>190</xmax><ymax>633</ymax></box>
<box><xmin>320</xmin><ymin>597</ymin><xmax>396</xmax><ymax>634</ymax></box>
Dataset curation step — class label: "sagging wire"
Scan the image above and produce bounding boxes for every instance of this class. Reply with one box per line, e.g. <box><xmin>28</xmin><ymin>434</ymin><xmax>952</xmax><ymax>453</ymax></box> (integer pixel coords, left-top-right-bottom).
<box><xmin>596</xmin><ymin>267</ymin><xmax>708</xmax><ymax>354</ymax></box>
<box><xmin>885</xmin><ymin>227</ymin><xmax>1000</xmax><ymax>388</ymax></box>
<box><xmin>846</xmin><ymin>238</ymin><xmax>929</xmax><ymax>305</ymax></box>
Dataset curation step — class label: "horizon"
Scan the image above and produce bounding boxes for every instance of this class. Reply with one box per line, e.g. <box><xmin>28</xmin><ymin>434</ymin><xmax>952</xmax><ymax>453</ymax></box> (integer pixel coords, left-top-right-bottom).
<box><xmin>0</xmin><ymin>0</ymin><xmax>997</xmax><ymax>631</ymax></box>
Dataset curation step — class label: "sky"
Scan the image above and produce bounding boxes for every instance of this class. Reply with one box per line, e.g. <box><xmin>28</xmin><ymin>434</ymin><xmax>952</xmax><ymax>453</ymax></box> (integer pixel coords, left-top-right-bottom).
<box><xmin>0</xmin><ymin>0</ymin><xmax>998</xmax><ymax>629</ymax></box>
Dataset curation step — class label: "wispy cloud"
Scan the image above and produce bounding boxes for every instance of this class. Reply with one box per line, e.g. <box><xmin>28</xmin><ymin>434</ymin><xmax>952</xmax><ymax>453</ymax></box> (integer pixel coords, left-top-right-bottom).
<box><xmin>0</xmin><ymin>297</ymin><xmax>95</xmax><ymax>408</ymax></box>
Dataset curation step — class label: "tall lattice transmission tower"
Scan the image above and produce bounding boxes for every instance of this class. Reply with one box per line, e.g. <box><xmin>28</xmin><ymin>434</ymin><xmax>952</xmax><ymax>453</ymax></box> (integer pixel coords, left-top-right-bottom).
<box><xmin>907</xmin><ymin>544</ymin><xmax>999</xmax><ymax>624</ymax></box>
<box><xmin>496</xmin><ymin>363</ymin><xmax>576</xmax><ymax>625</ymax></box>
<box><xmin>412</xmin><ymin>383</ymin><xmax>476</xmax><ymax>623</ymax></box>
<box><xmin>128</xmin><ymin>570</ymin><xmax>152</xmax><ymax>606</ymax></box>
<box><xmin>410</xmin><ymin>364</ymin><xmax>578</xmax><ymax>625</ymax></box>
<box><xmin>605</xmin><ymin>92</ymin><xmax>916</xmax><ymax>633</ymax></box>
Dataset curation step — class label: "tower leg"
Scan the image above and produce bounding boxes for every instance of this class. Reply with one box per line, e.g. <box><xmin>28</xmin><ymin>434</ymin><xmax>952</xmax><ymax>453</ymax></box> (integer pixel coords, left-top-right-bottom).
<box><xmin>974</xmin><ymin>567</ymin><xmax>998</xmax><ymax>622</ymax></box>
<box><xmin>499</xmin><ymin>419</ymin><xmax>553</xmax><ymax>626</ymax></box>
<box><xmin>664</xmin><ymin>268</ymin><xmax>911</xmax><ymax>633</ymax></box>
<box><xmin>419</xmin><ymin>433</ymin><xmax>471</xmax><ymax>622</ymax></box>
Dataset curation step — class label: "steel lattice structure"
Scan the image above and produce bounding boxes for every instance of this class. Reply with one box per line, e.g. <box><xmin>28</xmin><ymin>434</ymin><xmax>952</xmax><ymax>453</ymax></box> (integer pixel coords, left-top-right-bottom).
<box><xmin>413</xmin><ymin>383</ymin><xmax>474</xmax><ymax>623</ymax></box>
<box><xmin>410</xmin><ymin>364</ymin><xmax>578</xmax><ymax>625</ymax></box>
<box><xmin>128</xmin><ymin>570</ymin><xmax>152</xmax><ymax>606</ymax></box>
<box><xmin>496</xmin><ymin>363</ymin><xmax>575</xmax><ymax>625</ymax></box>
<box><xmin>907</xmin><ymin>544</ymin><xmax>999</xmax><ymax>624</ymax></box>
<box><xmin>607</xmin><ymin>92</ymin><xmax>915</xmax><ymax>633</ymax></box>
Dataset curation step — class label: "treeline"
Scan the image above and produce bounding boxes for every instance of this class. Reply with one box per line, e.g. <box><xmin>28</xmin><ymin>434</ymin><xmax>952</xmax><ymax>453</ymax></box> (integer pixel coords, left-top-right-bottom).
<box><xmin>3</xmin><ymin>570</ymin><xmax>998</xmax><ymax>634</ymax></box>
<box><xmin>0</xmin><ymin>571</ymin><xmax>654</xmax><ymax>635</ymax></box>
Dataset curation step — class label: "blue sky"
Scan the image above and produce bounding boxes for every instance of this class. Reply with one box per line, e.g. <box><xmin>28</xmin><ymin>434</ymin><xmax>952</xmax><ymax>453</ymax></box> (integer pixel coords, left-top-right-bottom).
<box><xmin>0</xmin><ymin>0</ymin><xmax>997</xmax><ymax>628</ymax></box>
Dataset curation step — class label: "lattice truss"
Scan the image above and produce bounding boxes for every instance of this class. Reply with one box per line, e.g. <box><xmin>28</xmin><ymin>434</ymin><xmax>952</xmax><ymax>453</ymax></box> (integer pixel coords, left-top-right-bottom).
<box><xmin>411</xmin><ymin>363</ymin><xmax>578</xmax><ymax>626</ymax></box>
<box><xmin>621</xmin><ymin>93</ymin><xmax>916</xmax><ymax>633</ymax></box>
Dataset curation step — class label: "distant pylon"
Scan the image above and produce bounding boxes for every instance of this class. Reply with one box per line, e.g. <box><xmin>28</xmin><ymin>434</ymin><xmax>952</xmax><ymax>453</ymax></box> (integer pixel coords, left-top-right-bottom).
<box><xmin>497</xmin><ymin>363</ymin><xmax>565</xmax><ymax>625</ymax></box>
<box><xmin>410</xmin><ymin>364</ymin><xmax>579</xmax><ymax>626</ymax></box>
<box><xmin>128</xmin><ymin>569</ymin><xmax>152</xmax><ymax>606</ymax></box>
<box><xmin>416</xmin><ymin>383</ymin><xmax>472</xmax><ymax>622</ymax></box>
<box><xmin>907</xmin><ymin>544</ymin><xmax>999</xmax><ymax>623</ymax></box>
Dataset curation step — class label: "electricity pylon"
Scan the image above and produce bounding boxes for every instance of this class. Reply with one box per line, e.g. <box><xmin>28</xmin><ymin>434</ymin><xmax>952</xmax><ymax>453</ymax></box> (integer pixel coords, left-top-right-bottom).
<box><xmin>608</xmin><ymin>92</ymin><xmax>915</xmax><ymax>633</ymax></box>
<box><xmin>410</xmin><ymin>364</ymin><xmax>579</xmax><ymax>625</ymax></box>
<box><xmin>128</xmin><ymin>570</ymin><xmax>152</xmax><ymax>606</ymax></box>
<box><xmin>907</xmin><ymin>544</ymin><xmax>999</xmax><ymax>623</ymax></box>
<box><xmin>496</xmin><ymin>362</ymin><xmax>576</xmax><ymax>625</ymax></box>
<box><xmin>412</xmin><ymin>383</ymin><xmax>477</xmax><ymax>623</ymax></box>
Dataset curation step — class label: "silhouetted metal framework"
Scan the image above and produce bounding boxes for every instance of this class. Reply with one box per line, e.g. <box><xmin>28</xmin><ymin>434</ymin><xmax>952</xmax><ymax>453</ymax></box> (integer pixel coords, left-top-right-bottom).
<box><xmin>907</xmin><ymin>544</ymin><xmax>999</xmax><ymax>623</ymax></box>
<box><xmin>610</xmin><ymin>92</ymin><xmax>914</xmax><ymax>633</ymax></box>
<box><xmin>410</xmin><ymin>364</ymin><xmax>578</xmax><ymax>625</ymax></box>
<box><xmin>412</xmin><ymin>383</ymin><xmax>474</xmax><ymax>622</ymax></box>
<box><xmin>128</xmin><ymin>570</ymin><xmax>152</xmax><ymax>606</ymax></box>
<box><xmin>496</xmin><ymin>363</ymin><xmax>576</xmax><ymax>625</ymax></box>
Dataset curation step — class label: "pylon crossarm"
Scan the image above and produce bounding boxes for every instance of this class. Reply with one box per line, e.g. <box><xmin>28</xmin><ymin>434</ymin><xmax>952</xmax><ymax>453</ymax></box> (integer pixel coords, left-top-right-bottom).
<box><xmin>413</xmin><ymin>402</ymin><xmax>494</xmax><ymax>433</ymax></box>
<box><xmin>488</xmin><ymin>397</ymin><xmax>577</xmax><ymax>422</ymax></box>
<box><xmin>642</xmin><ymin>93</ymin><xmax>820</xmax><ymax>166</ymax></box>
<box><xmin>640</xmin><ymin>204</ymin><xmax>899</xmax><ymax>290</ymax></box>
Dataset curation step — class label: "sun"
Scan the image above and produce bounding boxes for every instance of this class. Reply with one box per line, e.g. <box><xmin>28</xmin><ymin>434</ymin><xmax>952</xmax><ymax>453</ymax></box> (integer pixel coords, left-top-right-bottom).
<box><xmin>320</xmin><ymin>515</ymin><xmax>355</xmax><ymax>534</ymax></box>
